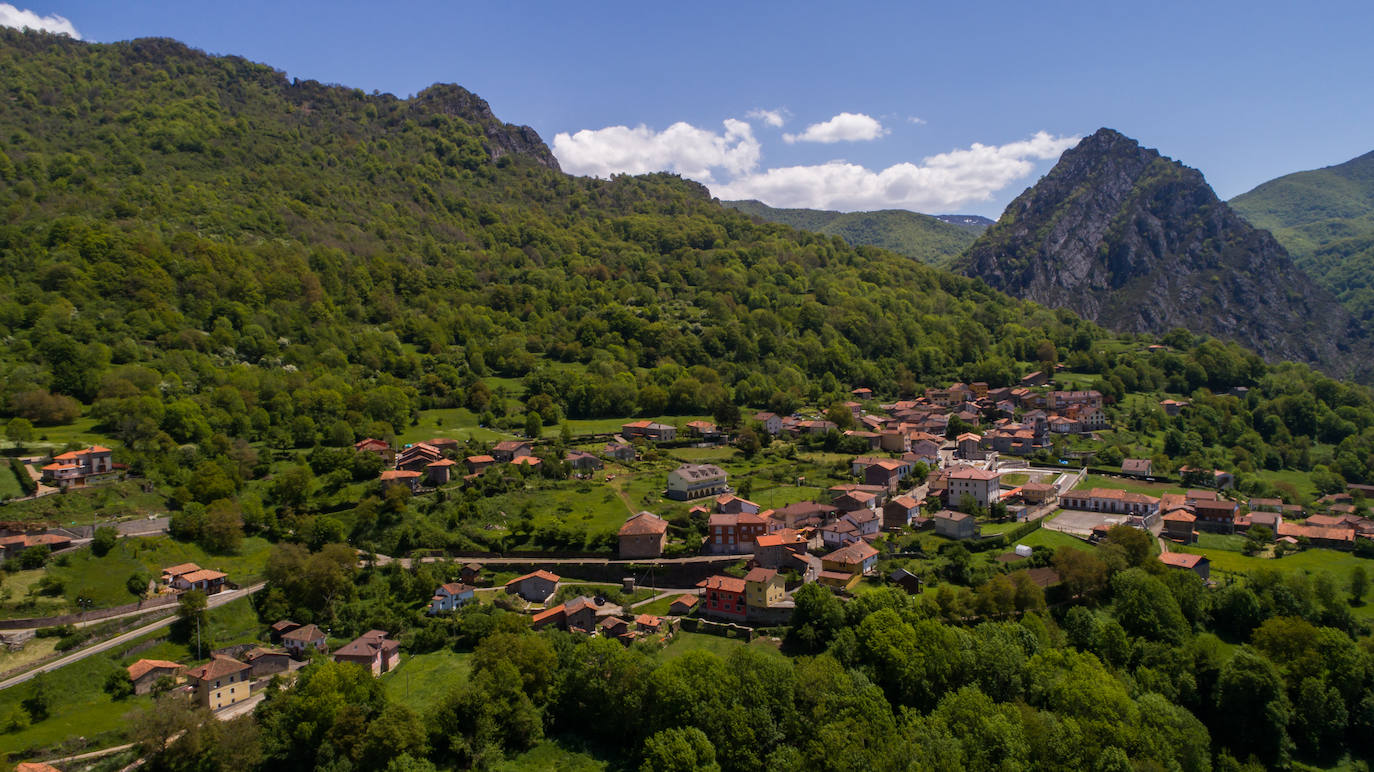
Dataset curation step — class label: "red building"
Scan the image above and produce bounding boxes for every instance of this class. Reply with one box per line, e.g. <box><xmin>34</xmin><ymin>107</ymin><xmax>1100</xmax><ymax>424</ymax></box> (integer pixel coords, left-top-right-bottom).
<box><xmin>697</xmin><ymin>575</ymin><xmax>748</xmax><ymax>622</ymax></box>
<box><xmin>705</xmin><ymin>512</ymin><xmax>768</xmax><ymax>554</ymax></box>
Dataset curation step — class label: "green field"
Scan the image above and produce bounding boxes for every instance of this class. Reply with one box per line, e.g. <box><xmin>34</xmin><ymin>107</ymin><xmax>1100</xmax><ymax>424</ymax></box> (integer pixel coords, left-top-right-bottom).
<box><xmin>381</xmin><ymin>649</ymin><xmax>472</xmax><ymax>714</ymax></box>
<box><xmin>401</xmin><ymin>407</ymin><xmax>510</xmax><ymax>446</ymax></box>
<box><xmin>1170</xmin><ymin>544</ymin><xmax>1374</xmax><ymax>619</ymax></box>
<box><xmin>1015</xmin><ymin>525</ymin><xmax>1096</xmax><ymax>553</ymax></box>
<box><xmin>659</xmin><ymin>630</ymin><xmax>783</xmax><ymax>661</ymax></box>
<box><xmin>748</xmin><ymin>484</ymin><xmax>823</xmax><ymax>510</ymax></box>
<box><xmin>0</xmin><ymin>462</ymin><xmax>24</xmax><ymax>500</ymax></box>
<box><xmin>0</xmin><ymin>415</ymin><xmax>115</xmax><ymax>453</ymax></box>
<box><xmin>0</xmin><ymin>596</ymin><xmax>261</xmax><ymax>757</ymax></box>
<box><xmin>0</xmin><ymin>481</ymin><xmax>170</xmax><ymax>525</ymax></box>
<box><xmin>1</xmin><ymin>536</ymin><xmax>274</xmax><ymax>616</ymax></box>
<box><xmin>1074</xmin><ymin>474</ymin><xmax>1186</xmax><ymax>497</ymax></box>
<box><xmin>494</xmin><ymin>740</ymin><xmax>610</xmax><ymax>771</ymax></box>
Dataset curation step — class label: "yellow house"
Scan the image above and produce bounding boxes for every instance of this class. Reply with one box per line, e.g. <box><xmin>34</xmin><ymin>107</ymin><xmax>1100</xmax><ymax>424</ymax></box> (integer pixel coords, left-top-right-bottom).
<box><xmin>743</xmin><ymin>567</ymin><xmax>784</xmax><ymax>609</ymax></box>
<box><xmin>187</xmin><ymin>655</ymin><xmax>252</xmax><ymax>710</ymax></box>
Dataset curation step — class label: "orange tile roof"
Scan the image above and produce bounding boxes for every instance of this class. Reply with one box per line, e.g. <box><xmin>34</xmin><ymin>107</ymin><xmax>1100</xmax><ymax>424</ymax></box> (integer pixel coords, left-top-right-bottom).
<box><xmin>1159</xmin><ymin>552</ymin><xmax>1205</xmax><ymax>569</ymax></box>
<box><xmin>697</xmin><ymin>575</ymin><xmax>746</xmax><ymax>593</ymax></box>
<box><xmin>128</xmin><ymin>658</ymin><xmax>183</xmax><ymax>681</ymax></box>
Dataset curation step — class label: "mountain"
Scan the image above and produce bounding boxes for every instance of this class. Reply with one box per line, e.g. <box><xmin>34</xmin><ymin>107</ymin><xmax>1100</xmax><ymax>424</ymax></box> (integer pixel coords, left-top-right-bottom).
<box><xmin>721</xmin><ymin>200</ymin><xmax>984</xmax><ymax>267</ymax></box>
<box><xmin>956</xmin><ymin>128</ymin><xmax>1367</xmax><ymax>378</ymax></box>
<box><xmin>1230</xmin><ymin>150</ymin><xmax>1374</xmax><ymax>324</ymax></box>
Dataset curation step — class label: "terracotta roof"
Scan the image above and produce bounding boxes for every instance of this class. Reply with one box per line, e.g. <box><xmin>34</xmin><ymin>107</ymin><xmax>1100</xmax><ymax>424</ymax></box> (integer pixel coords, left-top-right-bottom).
<box><xmin>1159</xmin><ymin>552</ymin><xmax>1206</xmax><ymax>569</ymax></box>
<box><xmin>178</xmin><ymin>569</ymin><xmax>226</xmax><ymax>583</ymax></box>
<box><xmin>635</xmin><ymin>614</ymin><xmax>662</xmax><ymax>627</ymax></box>
<box><xmin>187</xmin><ymin>655</ymin><xmax>250</xmax><ymax>681</ymax></box>
<box><xmin>510</xmin><ymin>456</ymin><xmax>543</xmax><ymax>466</ymax></box>
<box><xmin>493</xmin><ymin>440</ymin><xmax>531</xmax><ymax>451</ymax></box>
<box><xmin>437</xmin><ymin>582</ymin><xmax>472</xmax><ymax>595</ymax></box>
<box><xmin>508</xmin><ymin>569</ymin><xmax>561</xmax><ymax>585</ymax></box>
<box><xmin>128</xmin><ymin>658</ymin><xmax>183</xmax><ymax>681</ymax></box>
<box><xmin>823</xmin><ymin>540</ymin><xmax>879</xmax><ymax>566</ymax></box>
<box><xmin>466</xmin><ymin>455</ymin><xmax>495</xmax><ymax>463</ymax></box>
<box><xmin>668</xmin><ymin>594</ymin><xmax>698</xmax><ymax>609</ymax></box>
<box><xmin>531</xmin><ymin>605</ymin><xmax>566</xmax><ymax>626</ymax></box>
<box><xmin>334</xmin><ymin>630</ymin><xmax>397</xmax><ymax>659</ymax></box>
<box><xmin>427</xmin><ymin>459</ymin><xmax>457</xmax><ymax>467</ymax></box>
<box><xmin>162</xmin><ymin>562</ymin><xmax>201</xmax><ymax>577</ymax></box>
<box><xmin>379</xmin><ymin>469</ymin><xmax>422</xmax><ymax>480</ymax></box>
<box><xmin>743</xmin><ymin>567</ymin><xmax>778</xmax><ymax>583</ymax></box>
<box><xmin>598</xmin><ymin>616</ymin><xmax>627</xmax><ymax>629</ymax></box>
<box><xmin>244</xmin><ymin>647</ymin><xmax>288</xmax><ymax>661</ymax></box>
<box><xmin>1162</xmin><ymin>510</ymin><xmax>1196</xmax><ymax>522</ymax></box>
<box><xmin>698</xmin><ymin>575</ymin><xmax>746</xmax><ymax>593</ymax></box>
<box><xmin>948</xmin><ymin>467</ymin><xmax>999</xmax><ymax>481</ymax></box>
<box><xmin>620</xmin><ymin>511</ymin><xmax>669</xmax><ymax>536</ymax></box>
<box><xmin>282</xmin><ymin>623</ymin><xmax>325</xmax><ymax>642</ymax></box>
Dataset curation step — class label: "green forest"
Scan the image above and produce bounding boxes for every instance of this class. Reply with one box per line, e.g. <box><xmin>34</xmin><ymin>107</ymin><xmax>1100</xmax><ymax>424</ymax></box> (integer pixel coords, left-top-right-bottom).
<box><xmin>8</xmin><ymin>28</ymin><xmax>1374</xmax><ymax>771</ymax></box>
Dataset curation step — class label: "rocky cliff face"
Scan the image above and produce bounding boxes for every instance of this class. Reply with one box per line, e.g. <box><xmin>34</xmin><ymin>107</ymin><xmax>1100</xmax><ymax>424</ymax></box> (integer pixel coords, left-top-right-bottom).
<box><xmin>958</xmin><ymin>128</ymin><xmax>1366</xmax><ymax>377</ymax></box>
<box><xmin>411</xmin><ymin>84</ymin><xmax>561</xmax><ymax>171</ymax></box>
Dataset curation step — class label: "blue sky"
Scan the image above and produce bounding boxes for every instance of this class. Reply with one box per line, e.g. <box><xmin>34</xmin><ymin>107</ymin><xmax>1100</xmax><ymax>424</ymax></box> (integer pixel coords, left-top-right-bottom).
<box><xmin>5</xmin><ymin>1</ymin><xmax>1372</xmax><ymax>216</ymax></box>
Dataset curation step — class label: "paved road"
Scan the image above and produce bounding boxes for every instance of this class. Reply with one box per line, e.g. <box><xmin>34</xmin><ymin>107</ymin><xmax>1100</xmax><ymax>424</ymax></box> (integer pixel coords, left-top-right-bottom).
<box><xmin>0</xmin><ymin>583</ymin><xmax>265</xmax><ymax>692</ymax></box>
<box><xmin>368</xmin><ymin>553</ymin><xmax>746</xmax><ymax>570</ymax></box>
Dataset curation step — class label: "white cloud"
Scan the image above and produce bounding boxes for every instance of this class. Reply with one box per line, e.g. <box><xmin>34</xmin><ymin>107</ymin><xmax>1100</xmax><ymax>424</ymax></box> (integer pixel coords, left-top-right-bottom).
<box><xmin>908</xmin><ymin>116</ymin><xmax>927</xmax><ymax>125</ymax></box>
<box><xmin>552</xmin><ymin>119</ymin><xmax>759</xmax><ymax>182</ymax></box>
<box><xmin>746</xmin><ymin>108</ymin><xmax>788</xmax><ymax>128</ymax></box>
<box><xmin>0</xmin><ymin>3</ymin><xmax>80</xmax><ymax>38</ymax></box>
<box><xmin>783</xmin><ymin>112</ymin><xmax>887</xmax><ymax>144</ymax></box>
<box><xmin>714</xmin><ymin>131</ymin><xmax>1079</xmax><ymax>212</ymax></box>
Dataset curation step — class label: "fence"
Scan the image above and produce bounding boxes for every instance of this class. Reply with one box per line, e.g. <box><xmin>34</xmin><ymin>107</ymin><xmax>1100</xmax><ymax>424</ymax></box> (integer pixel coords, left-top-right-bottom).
<box><xmin>679</xmin><ymin>617</ymin><xmax>756</xmax><ymax>642</ymax></box>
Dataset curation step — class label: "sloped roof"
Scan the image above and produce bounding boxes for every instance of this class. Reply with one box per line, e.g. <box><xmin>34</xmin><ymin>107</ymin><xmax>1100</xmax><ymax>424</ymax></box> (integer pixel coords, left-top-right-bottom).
<box><xmin>697</xmin><ymin>575</ymin><xmax>746</xmax><ymax>593</ymax></box>
<box><xmin>187</xmin><ymin>655</ymin><xmax>249</xmax><ymax>681</ymax></box>
<box><xmin>619</xmin><ymin>511</ymin><xmax>669</xmax><ymax>536</ymax></box>
<box><xmin>128</xmin><ymin>658</ymin><xmax>183</xmax><ymax>681</ymax></box>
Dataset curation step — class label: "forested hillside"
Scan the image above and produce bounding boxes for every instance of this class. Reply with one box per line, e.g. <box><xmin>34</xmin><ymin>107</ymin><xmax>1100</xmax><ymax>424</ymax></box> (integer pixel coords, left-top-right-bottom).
<box><xmin>1231</xmin><ymin>150</ymin><xmax>1374</xmax><ymax>324</ymax></box>
<box><xmin>722</xmin><ymin>199</ymin><xmax>983</xmax><ymax>267</ymax></box>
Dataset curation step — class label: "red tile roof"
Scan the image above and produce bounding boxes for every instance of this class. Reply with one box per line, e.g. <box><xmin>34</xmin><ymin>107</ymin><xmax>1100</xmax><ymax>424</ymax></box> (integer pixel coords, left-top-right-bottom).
<box><xmin>697</xmin><ymin>575</ymin><xmax>746</xmax><ymax>593</ymax></box>
<box><xmin>1159</xmin><ymin>552</ymin><xmax>1206</xmax><ymax>569</ymax></box>
<box><xmin>128</xmin><ymin>658</ymin><xmax>183</xmax><ymax>681</ymax></box>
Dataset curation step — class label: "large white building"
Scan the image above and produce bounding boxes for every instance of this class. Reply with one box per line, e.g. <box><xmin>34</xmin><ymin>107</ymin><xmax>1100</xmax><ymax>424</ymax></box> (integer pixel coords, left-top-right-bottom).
<box><xmin>946</xmin><ymin>467</ymin><xmax>999</xmax><ymax>509</ymax></box>
<box><xmin>666</xmin><ymin>464</ymin><xmax>728</xmax><ymax>501</ymax></box>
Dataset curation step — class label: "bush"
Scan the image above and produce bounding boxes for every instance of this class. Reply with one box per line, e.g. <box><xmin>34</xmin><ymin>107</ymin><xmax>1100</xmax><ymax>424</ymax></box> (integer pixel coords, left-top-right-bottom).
<box><xmin>56</xmin><ymin>629</ymin><xmax>91</xmax><ymax>651</ymax></box>
<box><xmin>10</xmin><ymin>458</ymin><xmax>35</xmax><ymax>496</ymax></box>
<box><xmin>91</xmin><ymin>526</ymin><xmax>118</xmax><ymax>557</ymax></box>
<box><xmin>18</xmin><ymin>544</ymin><xmax>50</xmax><ymax>569</ymax></box>
<box><xmin>36</xmin><ymin>624</ymin><xmax>75</xmax><ymax>638</ymax></box>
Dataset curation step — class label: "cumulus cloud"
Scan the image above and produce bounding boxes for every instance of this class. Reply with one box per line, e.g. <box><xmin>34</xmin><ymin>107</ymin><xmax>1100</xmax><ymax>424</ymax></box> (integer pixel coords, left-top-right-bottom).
<box><xmin>746</xmin><ymin>108</ymin><xmax>789</xmax><ymax>128</ymax></box>
<box><xmin>908</xmin><ymin>116</ymin><xmax>927</xmax><ymax>125</ymax></box>
<box><xmin>714</xmin><ymin>131</ymin><xmax>1079</xmax><ymax>212</ymax></box>
<box><xmin>552</xmin><ymin>119</ymin><xmax>760</xmax><ymax>182</ymax></box>
<box><xmin>783</xmin><ymin>112</ymin><xmax>887</xmax><ymax>144</ymax></box>
<box><xmin>0</xmin><ymin>3</ymin><xmax>80</xmax><ymax>38</ymax></box>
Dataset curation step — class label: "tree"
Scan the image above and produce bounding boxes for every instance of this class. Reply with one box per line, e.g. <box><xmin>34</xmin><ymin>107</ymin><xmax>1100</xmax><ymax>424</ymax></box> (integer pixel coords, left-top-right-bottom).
<box><xmin>22</xmin><ymin>673</ymin><xmax>51</xmax><ymax>721</ymax></box>
<box><xmin>1215</xmin><ymin>648</ymin><xmax>1292</xmax><ymax>764</ymax></box>
<box><xmin>524</xmin><ymin>411</ymin><xmax>542</xmax><ymax>439</ymax></box>
<box><xmin>202</xmin><ymin>499</ymin><xmax>243</xmax><ymax>554</ymax></box>
<box><xmin>104</xmin><ymin>668</ymin><xmax>134</xmax><ymax>700</ymax></box>
<box><xmin>272</xmin><ymin>465</ymin><xmax>315</xmax><ymax>510</ymax></box>
<box><xmin>1351</xmin><ymin>565</ymin><xmax>1368</xmax><ymax>605</ymax></box>
<box><xmin>18</xmin><ymin>544</ymin><xmax>50</xmax><ymax>570</ymax></box>
<box><xmin>641</xmin><ymin>726</ymin><xmax>720</xmax><ymax>772</ymax></box>
<box><xmin>91</xmin><ymin>525</ymin><xmax>119</xmax><ymax>557</ymax></box>
<box><xmin>735</xmin><ymin>428</ymin><xmax>761</xmax><ymax>458</ymax></box>
<box><xmin>5</xmin><ymin>417</ymin><xmax>33</xmax><ymax>449</ymax></box>
<box><xmin>127</xmin><ymin>571</ymin><xmax>151</xmax><ymax>599</ymax></box>
<box><xmin>177</xmin><ymin>590</ymin><xmax>209</xmax><ymax>655</ymax></box>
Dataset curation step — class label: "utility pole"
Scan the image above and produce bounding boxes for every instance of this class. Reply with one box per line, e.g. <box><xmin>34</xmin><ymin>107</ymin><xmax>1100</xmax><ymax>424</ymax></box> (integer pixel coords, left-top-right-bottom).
<box><xmin>196</xmin><ymin>616</ymin><xmax>201</xmax><ymax>659</ymax></box>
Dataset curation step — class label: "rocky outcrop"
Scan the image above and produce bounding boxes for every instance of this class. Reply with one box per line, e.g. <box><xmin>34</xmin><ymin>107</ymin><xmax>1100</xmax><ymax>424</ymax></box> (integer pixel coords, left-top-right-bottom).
<box><xmin>957</xmin><ymin>128</ymin><xmax>1366</xmax><ymax>377</ymax></box>
<box><xmin>410</xmin><ymin>83</ymin><xmax>560</xmax><ymax>171</ymax></box>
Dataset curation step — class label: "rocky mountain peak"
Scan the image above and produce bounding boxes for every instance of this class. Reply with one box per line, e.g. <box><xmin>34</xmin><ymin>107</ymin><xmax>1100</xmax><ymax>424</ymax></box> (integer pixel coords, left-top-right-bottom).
<box><xmin>410</xmin><ymin>83</ymin><xmax>560</xmax><ymax>171</ymax></box>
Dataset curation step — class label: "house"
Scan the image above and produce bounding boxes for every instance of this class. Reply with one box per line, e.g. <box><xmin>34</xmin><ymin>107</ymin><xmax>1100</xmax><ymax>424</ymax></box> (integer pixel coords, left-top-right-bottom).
<box><xmin>460</xmin><ymin>562</ymin><xmax>484</xmax><ymax>584</ymax></box>
<box><xmin>425</xmin><ymin>458</ymin><xmax>456</xmax><ymax>486</ymax></box>
<box><xmin>282</xmin><ymin>623</ymin><xmax>327</xmax><ymax>659</ymax></box>
<box><xmin>618</xmin><ymin>511</ymin><xmax>669</xmax><ymax>559</ymax></box>
<box><xmin>428</xmin><ymin>582</ymin><xmax>476</xmax><ymax>614</ymax></box>
<box><xmin>820</xmin><ymin>518</ymin><xmax>861</xmax><ymax>550</ymax></box>
<box><xmin>533</xmin><ymin>597</ymin><xmax>599</xmax><ymax>633</ymax></box>
<box><xmin>769</xmin><ymin>500</ymin><xmax>839</xmax><ymax>530</ymax></box>
<box><xmin>697</xmin><ymin>575</ymin><xmax>748</xmax><ymax>622</ymax></box>
<box><xmin>1249</xmin><ymin>497</ymin><xmax>1283</xmax><ymax>513</ymax></box>
<box><xmin>566</xmin><ymin>450</ymin><xmax>605</xmax><ymax>472</ymax></box>
<box><xmin>1192</xmin><ymin>499</ymin><xmax>1240</xmax><ymax>534</ymax></box>
<box><xmin>946</xmin><ymin>467</ymin><xmax>1000</xmax><ymax>509</ymax></box>
<box><xmin>842</xmin><ymin>508</ymin><xmax>882</xmax><ymax>538</ymax></box>
<box><xmin>243</xmin><ymin>648</ymin><xmax>292</xmax><ymax>678</ymax></box>
<box><xmin>170</xmin><ymin>568</ymin><xmax>227</xmax><ymax>595</ymax></box>
<box><xmin>668</xmin><ymin>594</ymin><xmax>699</xmax><ymax>616</ymax></box>
<box><xmin>269</xmin><ymin>620</ymin><xmax>301</xmax><ymax>643</ymax></box>
<box><xmin>635</xmin><ymin>614</ymin><xmax>666</xmax><ymax>635</ymax></box>
<box><xmin>465</xmin><ymin>455</ymin><xmax>497</xmax><ymax>474</ymax></box>
<box><xmin>491</xmin><ymin>440</ymin><xmax>533</xmax><ymax>462</ymax></box>
<box><xmin>0</xmin><ymin>533</ymin><xmax>72</xmax><ymax>560</ymax></box>
<box><xmin>604</xmin><ymin>442</ymin><xmax>637</xmax><ymax>462</ymax></box>
<box><xmin>705</xmin><ymin>511</ymin><xmax>767</xmax><ymax>554</ymax></box>
<box><xmin>753</xmin><ymin>530</ymin><xmax>809</xmax><ymax>569</ymax></box>
<box><xmin>427</xmin><ymin>437</ymin><xmax>460</xmax><ymax>453</ymax></box>
<box><xmin>1161</xmin><ymin>510</ymin><xmax>1197</xmax><ymax>544</ymax></box>
<box><xmin>685</xmin><ymin>420</ymin><xmax>724</xmax><ymax>441</ymax></box>
<box><xmin>40</xmin><ymin>445</ymin><xmax>115</xmax><ymax>487</ymax></box>
<box><xmin>187</xmin><ymin>655</ymin><xmax>252</xmax><ymax>710</ymax></box>
<box><xmin>598</xmin><ymin>616</ymin><xmax>631</xmax><ymax>639</ymax></box>
<box><xmin>822</xmin><ymin>540</ymin><xmax>880</xmax><ymax>577</ymax></box>
<box><xmin>1059</xmin><ymin>489</ymin><xmax>1161</xmax><ymax>518</ymax></box>
<box><xmin>883</xmin><ymin>495</ymin><xmax>922</xmax><ymax>529</ymax></box>
<box><xmin>333</xmin><ymin>630</ymin><xmax>401</xmax><ymax>676</ymax></box>
<box><xmin>753</xmin><ymin>412</ymin><xmax>783</xmax><ymax>436</ymax></box>
<box><xmin>666</xmin><ymin>464</ymin><xmax>728</xmax><ymax>501</ymax></box>
<box><xmin>354</xmin><ymin>438</ymin><xmax>394</xmax><ymax>464</ymax></box>
<box><xmin>1019</xmin><ymin>483</ymin><xmax>1056</xmax><ymax>506</ymax></box>
<box><xmin>1159</xmin><ymin>399</ymin><xmax>1189</xmax><ymax>416</ymax></box>
<box><xmin>818</xmin><ymin>569</ymin><xmax>861</xmax><ymax>590</ymax></box>
<box><xmin>715</xmin><ymin>494</ymin><xmax>761</xmax><ymax>515</ymax></box>
<box><xmin>834</xmin><ymin>490</ymin><xmax>882</xmax><ymax>513</ymax></box>
<box><xmin>864</xmin><ymin>459</ymin><xmax>911</xmax><ymax>491</ymax></box>
<box><xmin>396</xmin><ymin>442</ymin><xmax>442</xmax><ymax>472</ymax></box>
<box><xmin>379</xmin><ymin>469</ymin><xmax>423</xmax><ymax>492</ymax></box>
<box><xmin>510</xmin><ymin>455</ymin><xmax>544</xmax><ymax>471</ymax></box>
<box><xmin>1121</xmin><ymin>459</ymin><xmax>1153</xmax><ymax>478</ymax></box>
<box><xmin>1048</xmin><ymin>390</ymin><xmax>1103</xmax><ymax>410</ymax></box>
<box><xmin>956</xmin><ymin>433</ymin><xmax>983</xmax><ymax>460</ymax></box>
<box><xmin>888</xmin><ymin>568</ymin><xmax>923</xmax><ymax>594</ymax></box>
<box><xmin>621</xmin><ymin>421</ymin><xmax>677</xmax><ymax>442</ymax></box>
<box><xmin>1159</xmin><ymin>552</ymin><xmax>1210</xmax><ymax>580</ymax></box>
<box><xmin>933</xmin><ymin>510</ymin><xmax>979</xmax><ymax>540</ymax></box>
<box><xmin>505</xmin><ymin>570</ymin><xmax>560</xmax><ymax>602</ymax></box>
<box><xmin>852</xmin><ymin>387</ymin><xmax>873</xmax><ymax>400</ymax></box>
<box><xmin>128</xmin><ymin>659</ymin><xmax>183</xmax><ymax>695</ymax></box>
<box><xmin>743</xmin><ymin>567</ymin><xmax>786</xmax><ymax>611</ymax></box>
<box><xmin>1179</xmin><ymin>466</ymin><xmax>1235</xmax><ymax>489</ymax></box>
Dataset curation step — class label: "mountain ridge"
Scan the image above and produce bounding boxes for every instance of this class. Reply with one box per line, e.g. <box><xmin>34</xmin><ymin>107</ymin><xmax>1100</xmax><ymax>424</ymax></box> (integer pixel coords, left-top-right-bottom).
<box><xmin>955</xmin><ymin>128</ymin><xmax>1368</xmax><ymax>379</ymax></box>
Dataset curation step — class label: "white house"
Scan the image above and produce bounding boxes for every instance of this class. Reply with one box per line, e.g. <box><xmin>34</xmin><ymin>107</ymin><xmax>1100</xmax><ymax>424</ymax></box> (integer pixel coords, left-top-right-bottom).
<box><xmin>428</xmin><ymin>582</ymin><xmax>475</xmax><ymax>614</ymax></box>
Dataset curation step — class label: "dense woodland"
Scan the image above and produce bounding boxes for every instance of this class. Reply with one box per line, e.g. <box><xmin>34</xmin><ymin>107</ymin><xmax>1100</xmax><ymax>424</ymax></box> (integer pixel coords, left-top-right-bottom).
<box><xmin>8</xmin><ymin>29</ymin><xmax>1374</xmax><ymax>770</ymax></box>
